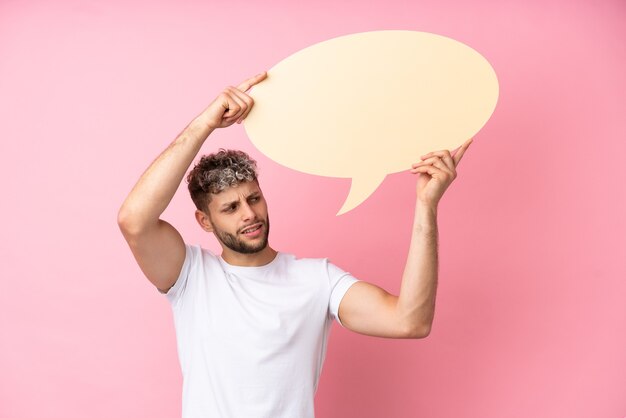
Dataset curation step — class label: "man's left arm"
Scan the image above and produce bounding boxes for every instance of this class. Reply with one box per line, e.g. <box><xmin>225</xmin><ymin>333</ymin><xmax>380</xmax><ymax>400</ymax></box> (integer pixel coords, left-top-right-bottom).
<box><xmin>338</xmin><ymin>138</ymin><xmax>473</xmax><ymax>339</ymax></box>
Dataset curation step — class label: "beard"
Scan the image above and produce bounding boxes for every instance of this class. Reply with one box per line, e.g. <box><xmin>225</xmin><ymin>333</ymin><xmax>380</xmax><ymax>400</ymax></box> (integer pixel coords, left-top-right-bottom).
<box><xmin>211</xmin><ymin>216</ymin><xmax>270</xmax><ymax>254</ymax></box>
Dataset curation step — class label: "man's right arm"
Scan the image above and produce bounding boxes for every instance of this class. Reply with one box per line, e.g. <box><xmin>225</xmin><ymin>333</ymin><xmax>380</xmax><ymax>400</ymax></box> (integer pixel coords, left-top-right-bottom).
<box><xmin>117</xmin><ymin>72</ymin><xmax>267</xmax><ymax>293</ymax></box>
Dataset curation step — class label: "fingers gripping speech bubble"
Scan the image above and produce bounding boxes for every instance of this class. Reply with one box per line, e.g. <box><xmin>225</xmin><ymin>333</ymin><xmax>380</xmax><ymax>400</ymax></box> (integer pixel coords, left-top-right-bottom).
<box><xmin>243</xmin><ymin>30</ymin><xmax>499</xmax><ymax>215</ymax></box>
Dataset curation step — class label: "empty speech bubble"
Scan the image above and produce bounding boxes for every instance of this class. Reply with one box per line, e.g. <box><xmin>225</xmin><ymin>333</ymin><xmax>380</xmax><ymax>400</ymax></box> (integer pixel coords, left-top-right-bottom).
<box><xmin>244</xmin><ymin>30</ymin><xmax>499</xmax><ymax>215</ymax></box>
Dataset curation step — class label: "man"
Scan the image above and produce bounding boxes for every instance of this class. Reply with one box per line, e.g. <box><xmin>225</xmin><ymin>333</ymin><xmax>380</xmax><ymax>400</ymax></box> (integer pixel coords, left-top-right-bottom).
<box><xmin>117</xmin><ymin>71</ymin><xmax>471</xmax><ymax>418</ymax></box>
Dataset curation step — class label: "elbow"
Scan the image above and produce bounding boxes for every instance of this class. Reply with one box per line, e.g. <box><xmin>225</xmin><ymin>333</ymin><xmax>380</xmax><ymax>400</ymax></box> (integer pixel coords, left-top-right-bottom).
<box><xmin>117</xmin><ymin>207</ymin><xmax>129</xmax><ymax>227</ymax></box>
<box><xmin>406</xmin><ymin>322</ymin><xmax>432</xmax><ymax>339</ymax></box>
<box><xmin>400</xmin><ymin>311</ymin><xmax>434</xmax><ymax>339</ymax></box>
<box><xmin>117</xmin><ymin>208</ymin><xmax>134</xmax><ymax>232</ymax></box>
<box><xmin>117</xmin><ymin>207</ymin><xmax>144</xmax><ymax>237</ymax></box>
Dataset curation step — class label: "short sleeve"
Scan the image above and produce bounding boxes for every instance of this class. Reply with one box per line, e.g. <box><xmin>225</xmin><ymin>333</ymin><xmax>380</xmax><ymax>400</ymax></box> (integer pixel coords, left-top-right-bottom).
<box><xmin>159</xmin><ymin>243</ymin><xmax>195</xmax><ymax>306</ymax></box>
<box><xmin>327</xmin><ymin>260</ymin><xmax>360</xmax><ymax>328</ymax></box>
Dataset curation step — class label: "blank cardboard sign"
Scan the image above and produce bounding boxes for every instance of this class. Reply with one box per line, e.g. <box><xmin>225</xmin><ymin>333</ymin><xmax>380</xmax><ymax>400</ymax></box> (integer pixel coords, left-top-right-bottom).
<box><xmin>244</xmin><ymin>30</ymin><xmax>499</xmax><ymax>215</ymax></box>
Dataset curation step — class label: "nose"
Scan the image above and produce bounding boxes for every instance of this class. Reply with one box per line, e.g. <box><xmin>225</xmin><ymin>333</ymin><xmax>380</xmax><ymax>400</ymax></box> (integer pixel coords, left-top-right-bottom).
<box><xmin>240</xmin><ymin>201</ymin><xmax>256</xmax><ymax>222</ymax></box>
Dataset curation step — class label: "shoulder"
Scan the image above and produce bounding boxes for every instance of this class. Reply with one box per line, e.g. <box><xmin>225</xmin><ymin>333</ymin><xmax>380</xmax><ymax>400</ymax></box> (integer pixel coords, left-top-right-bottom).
<box><xmin>277</xmin><ymin>252</ymin><xmax>348</xmax><ymax>279</ymax></box>
<box><xmin>279</xmin><ymin>252</ymin><xmax>328</xmax><ymax>266</ymax></box>
<box><xmin>185</xmin><ymin>243</ymin><xmax>222</xmax><ymax>267</ymax></box>
<box><xmin>282</xmin><ymin>253</ymin><xmax>355</xmax><ymax>284</ymax></box>
<box><xmin>186</xmin><ymin>243</ymin><xmax>215</xmax><ymax>255</ymax></box>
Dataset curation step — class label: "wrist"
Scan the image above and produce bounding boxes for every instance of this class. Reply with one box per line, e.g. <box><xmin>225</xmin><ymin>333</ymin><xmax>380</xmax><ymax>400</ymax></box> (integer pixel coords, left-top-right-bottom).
<box><xmin>188</xmin><ymin>115</ymin><xmax>216</xmax><ymax>138</ymax></box>
<box><xmin>191</xmin><ymin>112</ymin><xmax>217</xmax><ymax>131</ymax></box>
<box><xmin>416</xmin><ymin>198</ymin><xmax>438</xmax><ymax>213</ymax></box>
<box><xmin>414</xmin><ymin>200</ymin><xmax>438</xmax><ymax>231</ymax></box>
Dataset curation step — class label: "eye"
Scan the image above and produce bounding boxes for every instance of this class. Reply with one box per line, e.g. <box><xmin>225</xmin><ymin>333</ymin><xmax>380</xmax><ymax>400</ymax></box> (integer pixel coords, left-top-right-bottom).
<box><xmin>249</xmin><ymin>196</ymin><xmax>260</xmax><ymax>203</ymax></box>
<box><xmin>224</xmin><ymin>204</ymin><xmax>237</xmax><ymax>213</ymax></box>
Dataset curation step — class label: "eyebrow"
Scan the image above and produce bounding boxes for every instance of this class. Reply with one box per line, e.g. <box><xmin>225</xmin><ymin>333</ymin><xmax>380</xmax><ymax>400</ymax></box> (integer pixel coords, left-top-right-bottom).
<box><xmin>219</xmin><ymin>191</ymin><xmax>261</xmax><ymax>209</ymax></box>
<box><xmin>220</xmin><ymin>200</ymin><xmax>239</xmax><ymax>209</ymax></box>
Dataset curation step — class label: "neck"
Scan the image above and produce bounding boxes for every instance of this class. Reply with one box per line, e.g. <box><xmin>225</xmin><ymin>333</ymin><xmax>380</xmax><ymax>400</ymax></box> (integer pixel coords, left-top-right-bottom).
<box><xmin>220</xmin><ymin>245</ymin><xmax>278</xmax><ymax>267</ymax></box>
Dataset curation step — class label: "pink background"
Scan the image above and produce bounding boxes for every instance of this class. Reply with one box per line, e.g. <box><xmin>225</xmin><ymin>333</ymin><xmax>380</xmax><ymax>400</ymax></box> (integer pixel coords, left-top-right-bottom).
<box><xmin>1</xmin><ymin>1</ymin><xmax>625</xmax><ymax>417</ymax></box>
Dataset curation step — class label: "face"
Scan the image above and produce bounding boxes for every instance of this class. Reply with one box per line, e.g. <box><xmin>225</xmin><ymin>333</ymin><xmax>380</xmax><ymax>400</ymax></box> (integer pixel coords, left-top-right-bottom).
<box><xmin>201</xmin><ymin>180</ymin><xmax>270</xmax><ymax>254</ymax></box>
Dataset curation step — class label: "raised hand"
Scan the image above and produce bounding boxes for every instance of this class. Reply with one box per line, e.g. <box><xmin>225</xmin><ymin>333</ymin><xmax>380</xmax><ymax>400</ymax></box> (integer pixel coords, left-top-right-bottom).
<box><xmin>199</xmin><ymin>71</ymin><xmax>268</xmax><ymax>130</ymax></box>
<box><xmin>410</xmin><ymin>138</ymin><xmax>473</xmax><ymax>207</ymax></box>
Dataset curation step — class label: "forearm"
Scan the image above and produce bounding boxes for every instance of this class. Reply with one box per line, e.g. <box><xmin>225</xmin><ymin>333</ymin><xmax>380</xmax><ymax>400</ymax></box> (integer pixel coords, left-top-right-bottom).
<box><xmin>396</xmin><ymin>199</ymin><xmax>439</xmax><ymax>336</ymax></box>
<box><xmin>117</xmin><ymin>116</ymin><xmax>214</xmax><ymax>232</ymax></box>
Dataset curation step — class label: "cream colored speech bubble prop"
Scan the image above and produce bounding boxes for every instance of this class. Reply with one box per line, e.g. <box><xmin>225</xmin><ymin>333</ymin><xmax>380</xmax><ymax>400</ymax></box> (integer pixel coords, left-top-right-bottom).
<box><xmin>244</xmin><ymin>30</ymin><xmax>498</xmax><ymax>215</ymax></box>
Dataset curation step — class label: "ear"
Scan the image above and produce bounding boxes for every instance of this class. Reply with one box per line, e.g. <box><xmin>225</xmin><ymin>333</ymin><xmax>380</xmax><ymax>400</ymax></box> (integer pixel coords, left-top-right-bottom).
<box><xmin>195</xmin><ymin>209</ymin><xmax>213</xmax><ymax>233</ymax></box>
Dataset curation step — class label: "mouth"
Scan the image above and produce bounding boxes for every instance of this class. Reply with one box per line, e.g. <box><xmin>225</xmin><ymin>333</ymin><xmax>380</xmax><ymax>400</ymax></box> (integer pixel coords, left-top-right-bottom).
<box><xmin>239</xmin><ymin>222</ymin><xmax>263</xmax><ymax>237</ymax></box>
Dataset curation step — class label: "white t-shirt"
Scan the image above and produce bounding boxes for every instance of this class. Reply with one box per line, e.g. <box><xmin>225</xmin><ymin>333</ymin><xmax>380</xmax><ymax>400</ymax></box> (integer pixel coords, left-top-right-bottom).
<box><xmin>162</xmin><ymin>243</ymin><xmax>360</xmax><ymax>418</ymax></box>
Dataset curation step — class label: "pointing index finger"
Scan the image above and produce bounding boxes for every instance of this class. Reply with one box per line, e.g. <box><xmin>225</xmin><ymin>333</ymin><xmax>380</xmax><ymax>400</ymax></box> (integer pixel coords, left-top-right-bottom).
<box><xmin>237</xmin><ymin>71</ymin><xmax>268</xmax><ymax>92</ymax></box>
<box><xmin>452</xmin><ymin>138</ymin><xmax>473</xmax><ymax>166</ymax></box>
